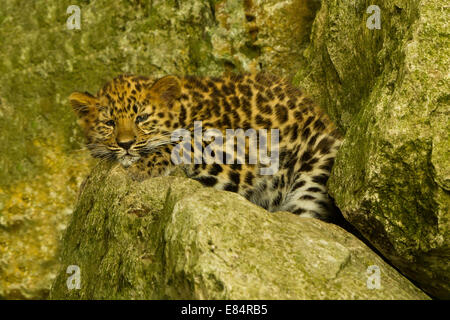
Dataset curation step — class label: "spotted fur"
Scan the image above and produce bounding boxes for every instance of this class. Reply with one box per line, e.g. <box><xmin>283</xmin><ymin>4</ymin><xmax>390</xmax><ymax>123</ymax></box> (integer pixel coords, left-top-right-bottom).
<box><xmin>70</xmin><ymin>72</ymin><xmax>342</xmax><ymax>221</ymax></box>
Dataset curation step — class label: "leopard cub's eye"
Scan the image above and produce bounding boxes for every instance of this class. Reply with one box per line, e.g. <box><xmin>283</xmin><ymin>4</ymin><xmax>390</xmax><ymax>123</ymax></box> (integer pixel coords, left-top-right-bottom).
<box><xmin>135</xmin><ymin>114</ymin><xmax>149</xmax><ymax>124</ymax></box>
<box><xmin>105</xmin><ymin>120</ymin><xmax>115</xmax><ymax>127</ymax></box>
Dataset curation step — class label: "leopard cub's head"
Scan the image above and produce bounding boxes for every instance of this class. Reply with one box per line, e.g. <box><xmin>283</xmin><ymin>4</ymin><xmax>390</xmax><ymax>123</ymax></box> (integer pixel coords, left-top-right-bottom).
<box><xmin>70</xmin><ymin>74</ymin><xmax>182</xmax><ymax>167</ymax></box>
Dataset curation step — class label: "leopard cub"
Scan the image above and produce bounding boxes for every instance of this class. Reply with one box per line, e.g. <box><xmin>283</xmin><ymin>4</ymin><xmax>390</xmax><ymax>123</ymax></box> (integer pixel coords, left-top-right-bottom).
<box><xmin>70</xmin><ymin>72</ymin><xmax>342</xmax><ymax>221</ymax></box>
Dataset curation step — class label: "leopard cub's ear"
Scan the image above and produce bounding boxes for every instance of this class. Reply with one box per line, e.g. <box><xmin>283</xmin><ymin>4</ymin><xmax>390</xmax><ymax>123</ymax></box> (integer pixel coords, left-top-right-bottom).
<box><xmin>69</xmin><ymin>91</ymin><xmax>98</xmax><ymax>118</ymax></box>
<box><xmin>149</xmin><ymin>75</ymin><xmax>181</xmax><ymax>105</ymax></box>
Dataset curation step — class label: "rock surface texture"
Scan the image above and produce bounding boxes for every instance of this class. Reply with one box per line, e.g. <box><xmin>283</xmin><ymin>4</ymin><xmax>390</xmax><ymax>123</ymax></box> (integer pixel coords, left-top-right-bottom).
<box><xmin>49</xmin><ymin>163</ymin><xmax>429</xmax><ymax>300</ymax></box>
<box><xmin>295</xmin><ymin>0</ymin><xmax>449</xmax><ymax>298</ymax></box>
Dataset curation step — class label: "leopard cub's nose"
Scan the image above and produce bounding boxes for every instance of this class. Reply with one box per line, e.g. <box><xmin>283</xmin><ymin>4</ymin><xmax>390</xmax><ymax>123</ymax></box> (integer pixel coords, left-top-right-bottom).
<box><xmin>117</xmin><ymin>140</ymin><xmax>135</xmax><ymax>150</ymax></box>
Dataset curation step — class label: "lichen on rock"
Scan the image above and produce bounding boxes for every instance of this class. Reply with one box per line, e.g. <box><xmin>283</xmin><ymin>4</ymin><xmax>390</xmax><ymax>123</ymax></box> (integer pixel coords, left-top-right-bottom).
<box><xmin>295</xmin><ymin>0</ymin><xmax>449</xmax><ymax>298</ymax></box>
<box><xmin>49</xmin><ymin>162</ymin><xmax>429</xmax><ymax>300</ymax></box>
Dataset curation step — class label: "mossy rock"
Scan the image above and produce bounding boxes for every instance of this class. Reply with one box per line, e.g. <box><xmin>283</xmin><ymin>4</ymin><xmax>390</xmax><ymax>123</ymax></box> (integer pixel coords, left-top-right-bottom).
<box><xmin>49</xmin><ymin>162</ymin><xmax>429</xmax><ymax>299</ymax></box>
<box><xmin>295</xmin><ymin>0</ymin><xmax>449</xmax><ymax>298</ymax></box>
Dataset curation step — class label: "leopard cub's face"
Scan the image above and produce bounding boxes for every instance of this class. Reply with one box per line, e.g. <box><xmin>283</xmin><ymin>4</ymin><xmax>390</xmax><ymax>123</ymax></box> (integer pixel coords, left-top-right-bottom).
<box><xmin>70</xmin><ymin>75</ymin><xmax>182</xmax><ymax>167</ymax></box>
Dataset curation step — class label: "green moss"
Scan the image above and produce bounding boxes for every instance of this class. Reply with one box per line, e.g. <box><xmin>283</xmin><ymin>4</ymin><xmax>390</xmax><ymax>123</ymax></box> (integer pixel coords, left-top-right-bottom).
<box><xmin>49</xmin><ymin>163</ymin><xmax>429</xmax><ymax>299</ymax></box>
<box><xmin>298</xmin><ymin>0</ymin><xmax>449</xmax><ymax>298</ymax></box>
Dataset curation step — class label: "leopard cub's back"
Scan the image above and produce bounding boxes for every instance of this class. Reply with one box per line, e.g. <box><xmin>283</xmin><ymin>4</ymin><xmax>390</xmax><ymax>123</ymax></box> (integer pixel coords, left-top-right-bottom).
<box><xmin>172</xmin><ymin>72</ymin><xmax>342</xmax><ymax>221</ymax></box>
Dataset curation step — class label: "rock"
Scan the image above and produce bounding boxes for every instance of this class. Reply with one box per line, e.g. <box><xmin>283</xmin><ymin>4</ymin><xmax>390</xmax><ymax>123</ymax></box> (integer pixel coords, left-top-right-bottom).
<box><xmin>49</xmin><ymin>162</ymin><xmax>429</xmax><ymax>299</ymax></box>
<box><xmin>211</xmin><ymin>0</ymin><xmax>321</xmax><ymax>77</ymax></box>
<box><xmin>295</xmin><ymin>0</ymin><xmax>449</xmax><ymax>298</ymax></box>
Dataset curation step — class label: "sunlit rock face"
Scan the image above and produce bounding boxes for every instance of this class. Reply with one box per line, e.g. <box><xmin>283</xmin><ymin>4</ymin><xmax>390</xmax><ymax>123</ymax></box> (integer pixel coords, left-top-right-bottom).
<box><xmin>49</xmin><ymin>162</ymin><xmax>429</xmax><ymax>300</ymax></box>
<box><xmin>294</xmin><ymin>0</ymin><xmax>449</xmax><ymax>299</ymax></box>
